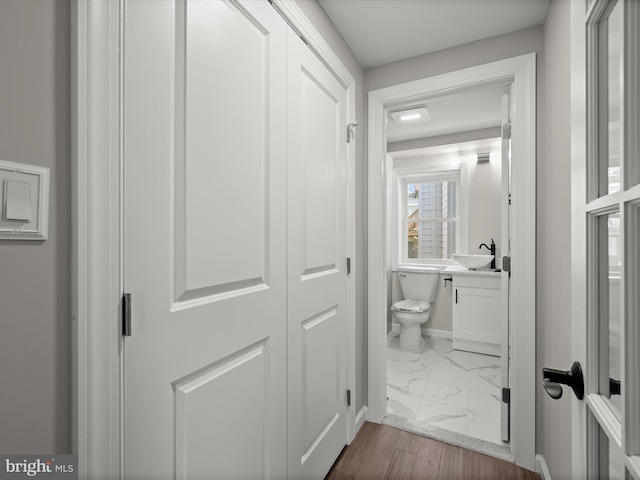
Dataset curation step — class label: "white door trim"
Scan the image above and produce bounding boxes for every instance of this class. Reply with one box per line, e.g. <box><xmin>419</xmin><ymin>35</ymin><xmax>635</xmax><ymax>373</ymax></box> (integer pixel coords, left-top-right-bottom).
<box><xmin>72</xmin><ymin>1</ymin><xmax>357</xmax><ymax>478</ymax></box>
<box><xmin>71</xmin><ymin>1</ymin><xmax>122</xmax><ymax>478</ymax></box>
<box><xmin>367</xmin><ymin>53</ymin><xmax>537</xmax><ymax>470</ymax></box>
<box><xmin>569</xmin><ymin>1</ymin><xmax>588</xmax><ymax>476</ymax></box>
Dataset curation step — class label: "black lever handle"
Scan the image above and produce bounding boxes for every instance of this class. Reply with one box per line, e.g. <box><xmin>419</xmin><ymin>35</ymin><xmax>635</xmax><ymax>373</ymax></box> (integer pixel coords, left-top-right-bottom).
<box><xmin>610</xmin><ymin>378</ymin><xmax>621</xmax><ymax>396</ymax></box>
<box><xmin>542</xmin><ymin>361</ymin><xmax>584</xmax><ymax>400</ymax></box>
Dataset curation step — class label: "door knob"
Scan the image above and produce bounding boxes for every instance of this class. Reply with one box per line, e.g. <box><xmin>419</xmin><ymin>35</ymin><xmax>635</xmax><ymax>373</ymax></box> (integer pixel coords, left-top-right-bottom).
<box><xmin>542</xmin><ymin>361</ymin><xmax>584</xmax><ymax>400</ymax></box>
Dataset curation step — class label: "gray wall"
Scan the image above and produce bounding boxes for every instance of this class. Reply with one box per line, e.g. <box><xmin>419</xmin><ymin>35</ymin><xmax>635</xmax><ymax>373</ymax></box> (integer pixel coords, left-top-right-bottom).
<box><xmin>366</xmin><ymin>26</ymin><xmax>544</xmax><ymax>93</ymax></box>
<box><xmin>293</xmin><ymin>0</ymin><xmax>368</xmax><ymax>412</ymax></box>
<box><xmin>538</xmin><ymin>0</ymin><xmax>572</xmax><ymax>478</ymax></box>
<box><xmin>468</xmin><ymin>152</ymin><xmax>502</xmax><ymax>256</ymax></box>
<box><xmin>0</xmin><ymin>0</ymin><xmax>71</xmax><ymax>453</ymax></box>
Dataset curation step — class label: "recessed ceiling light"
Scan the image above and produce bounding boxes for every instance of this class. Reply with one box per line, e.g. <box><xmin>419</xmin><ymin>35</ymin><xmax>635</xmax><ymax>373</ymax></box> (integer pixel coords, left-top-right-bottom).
<box><xmin>400</xmin><ymin>113</ymin><xmax>422</xmax><ymax>121</ymax></box>
<box><xmin>390</xmin><ymin>107</ymin><xmax>430</xmax><ymax>124</ymax></box>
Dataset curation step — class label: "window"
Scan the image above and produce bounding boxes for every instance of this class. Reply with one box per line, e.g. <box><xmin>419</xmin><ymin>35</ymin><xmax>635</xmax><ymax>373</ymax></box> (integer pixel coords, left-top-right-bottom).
<box><xmin>402</xmin><ymin>172</ymin><xmax>459</xmax><ymax>262</ymax></box>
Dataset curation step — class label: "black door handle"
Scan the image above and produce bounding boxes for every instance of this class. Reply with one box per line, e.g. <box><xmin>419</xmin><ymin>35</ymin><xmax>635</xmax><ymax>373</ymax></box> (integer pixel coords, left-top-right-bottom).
<box><xmin>610</xmin><ymin>378</ymin><xmax>621</xmax><ymax>396</ymax></box>
<box><xmin>542</xmin><ymin>361</ymin><xmax>584</xmax><ymax>400</ymax></box>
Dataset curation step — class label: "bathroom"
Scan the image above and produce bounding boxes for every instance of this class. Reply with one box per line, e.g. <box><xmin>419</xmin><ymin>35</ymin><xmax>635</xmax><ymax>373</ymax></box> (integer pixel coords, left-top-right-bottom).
<box><xmin>383</xmin><ymin>84</ymin><xmax>511</xmax><ymax>458</ymax></box>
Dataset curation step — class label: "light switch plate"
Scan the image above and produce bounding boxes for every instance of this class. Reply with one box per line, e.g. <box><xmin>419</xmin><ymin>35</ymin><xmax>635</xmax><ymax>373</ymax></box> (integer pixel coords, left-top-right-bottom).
<box><xmin>0</xmin><ymin>160</ymin><xmax>49</xmax><ymax>240</ymax></box>
<box><xmin>4</xmin><ymin>179</ymin><xmax>32</xmax><ymax>221</ymax></box>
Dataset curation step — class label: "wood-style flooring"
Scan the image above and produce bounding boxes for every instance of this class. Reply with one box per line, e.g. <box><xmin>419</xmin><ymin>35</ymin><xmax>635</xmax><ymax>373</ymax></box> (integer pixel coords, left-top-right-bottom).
<box><xmin>325</xmin><ymin>422</ymin><xmax>541</xmax><ymax>480</ymax></box>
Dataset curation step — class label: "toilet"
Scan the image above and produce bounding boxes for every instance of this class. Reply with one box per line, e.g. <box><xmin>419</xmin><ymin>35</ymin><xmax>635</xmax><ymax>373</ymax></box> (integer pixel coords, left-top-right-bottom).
<box><xmin>392</xmin><ymin>267</ymin><xmax>441</xmax><ymax>352</ymax></box>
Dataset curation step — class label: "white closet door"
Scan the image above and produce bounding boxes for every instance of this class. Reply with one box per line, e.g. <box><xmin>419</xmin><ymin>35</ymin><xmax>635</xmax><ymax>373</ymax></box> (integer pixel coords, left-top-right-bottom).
<box><xmin>286</xmin><ymin>29</ymin><xmax>349</xmax><ymax>479</ymax></box>
<box><xmin>122</xmin><ymin>1</ymin><xmax>288</xmax><ymax>478</ymax></box>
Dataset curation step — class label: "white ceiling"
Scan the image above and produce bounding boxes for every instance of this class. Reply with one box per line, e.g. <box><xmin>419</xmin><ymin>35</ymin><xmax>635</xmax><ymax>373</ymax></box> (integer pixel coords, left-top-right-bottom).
<box><xmin>318</xmin><ymin>0</ymin><xmax>549</xmax><ymax>144</ymax></box>
<box><xmin>386</xmin><ymin>84</ymin><xmax>507</xmax><ymax>143</ymax></box>
<box><xmin>318</xmin><ymin>0</ymin><xmax>550</xmax><ymax>69</ymax></box>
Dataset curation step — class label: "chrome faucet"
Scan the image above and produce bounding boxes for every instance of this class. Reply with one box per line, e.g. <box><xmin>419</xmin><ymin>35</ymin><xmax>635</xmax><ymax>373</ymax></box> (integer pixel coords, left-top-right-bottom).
<box><xmin>479</xmin><ymin>238</ymin><xmax>496</xmax><ymax>269</ymax></box>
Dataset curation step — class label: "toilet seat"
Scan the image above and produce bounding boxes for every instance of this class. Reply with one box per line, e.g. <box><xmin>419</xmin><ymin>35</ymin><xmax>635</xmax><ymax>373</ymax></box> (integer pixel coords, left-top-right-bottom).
<box><xmin>391</xmin><ymin>299</ymin><xmax>430</xmax><ymax>313</ymax></box>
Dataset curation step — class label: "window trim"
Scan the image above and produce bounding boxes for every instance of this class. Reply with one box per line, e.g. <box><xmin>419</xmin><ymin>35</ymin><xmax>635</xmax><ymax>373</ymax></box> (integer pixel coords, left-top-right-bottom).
<box><xmin>402</xmin><ymin>174</ymin><xmax>460</xmax><ymax>262</ymax></box>
<box><xmin>394</xmin><ymin>162</ymin><xmax>469</xmax><ymax>268</ymax></box>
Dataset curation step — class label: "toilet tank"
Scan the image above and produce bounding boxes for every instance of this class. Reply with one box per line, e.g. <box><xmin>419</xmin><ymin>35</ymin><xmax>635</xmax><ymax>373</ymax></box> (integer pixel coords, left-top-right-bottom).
<box><xmin>397</xmin><ymin>267</ymin><xmax>441</xmax><ymax>303</ymax></box>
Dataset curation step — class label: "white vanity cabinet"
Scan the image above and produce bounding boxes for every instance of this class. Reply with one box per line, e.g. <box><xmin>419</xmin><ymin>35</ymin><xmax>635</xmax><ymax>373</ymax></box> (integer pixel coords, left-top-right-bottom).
<box><xmin>451</xmin><ymin>272</ymin><xmax>502</xmax><ymax>356</ymax></box>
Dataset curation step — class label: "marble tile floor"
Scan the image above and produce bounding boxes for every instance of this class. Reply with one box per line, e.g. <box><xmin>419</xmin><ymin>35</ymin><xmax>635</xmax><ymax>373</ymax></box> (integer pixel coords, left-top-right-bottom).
<box><xmin>386</xmin><ymin>335</ymin><xmax>511</xmax><ymax>459</ymax></box>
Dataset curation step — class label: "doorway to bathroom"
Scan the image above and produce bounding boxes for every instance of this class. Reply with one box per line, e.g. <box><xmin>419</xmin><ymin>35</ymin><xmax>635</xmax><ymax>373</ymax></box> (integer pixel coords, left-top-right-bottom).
<box><xmin>367</xmin><ymin>54</ymin><xmax>537</xmax><ymax>470</ymax></box>
<box><xmin>385</xmin><ymin>123</ymin><xmax>511</xmax><ymax>459</ymax></box>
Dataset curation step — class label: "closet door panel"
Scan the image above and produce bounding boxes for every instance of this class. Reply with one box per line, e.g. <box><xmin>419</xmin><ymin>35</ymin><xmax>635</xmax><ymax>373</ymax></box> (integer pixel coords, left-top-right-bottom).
<box><xmin>286</xmin><ymin>29</ymin><xmax>349</xmax><ymax>480</ymax></box>
<box><xmin>123</xmin><ymin>2</ymin><xmax>288</xmax><ymax>478</ymax></box>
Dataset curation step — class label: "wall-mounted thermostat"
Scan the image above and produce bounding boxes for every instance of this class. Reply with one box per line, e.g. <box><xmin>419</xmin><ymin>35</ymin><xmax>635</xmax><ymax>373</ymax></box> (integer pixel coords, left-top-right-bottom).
<box><xmin>0</xmin><ymin>160</ymin><xmax>49</xmax><ymax>241</ymax></box>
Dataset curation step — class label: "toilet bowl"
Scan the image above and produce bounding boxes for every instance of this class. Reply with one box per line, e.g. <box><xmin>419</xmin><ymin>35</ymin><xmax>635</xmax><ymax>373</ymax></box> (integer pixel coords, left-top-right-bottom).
<box><xmin>391</xmin><ymin>267</ymin><xmax>440</xmax><ymax>352</ymax></box>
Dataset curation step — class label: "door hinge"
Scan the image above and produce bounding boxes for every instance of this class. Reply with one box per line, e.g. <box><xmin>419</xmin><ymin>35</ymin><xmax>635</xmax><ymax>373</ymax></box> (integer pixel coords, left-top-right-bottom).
<box><xmin>122</xmin><ymin>293</ymin><xmax>132</xmax><ymax>337</ymax></box>
<box><xmin>346</xmin><ymin>257</ymin><xmax>351</xmax><ymax>275</ymax></box>
<box><xmin>502</xmin><ymin>256</ymin><xmax>511</xmax><ymax>276</ymax></box>
<box><xmin>347</xmin><ymin>389</ymin><xmax>351</xmax><ymax>407</ymax></box>
<box><xmin>502</xmin><ymin>387</ymin><xmax>511</xmax><ymax>404</ymax></box>
<box><xmin>347</xmin><ymin>122</ymin><xmax>358</xmax><ymax>143</ymax></box>
<box><xmin>455</xmin><ymin>289</ymin><xmax>458</xmax><ymax>304</ymax></box>
<box><xmin>503</xmin><ymin>123</ymin><xmax>511</xmax><ymax>140</ymax></box>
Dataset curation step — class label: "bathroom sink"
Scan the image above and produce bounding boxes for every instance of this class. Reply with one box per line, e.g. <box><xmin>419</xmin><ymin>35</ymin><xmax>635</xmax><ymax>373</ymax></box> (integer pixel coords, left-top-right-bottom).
<box><xmin>452</xmin><ymin>254</ymin><xmax>494</xmax><ymax>269</ymax></box>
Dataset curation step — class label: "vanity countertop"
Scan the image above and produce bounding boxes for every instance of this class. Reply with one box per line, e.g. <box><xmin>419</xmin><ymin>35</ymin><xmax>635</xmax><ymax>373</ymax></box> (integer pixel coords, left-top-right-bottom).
<box><xmin>444</xmin><ymin>265</ymin><xmax>501</xmax><ymax>277</ymax></box>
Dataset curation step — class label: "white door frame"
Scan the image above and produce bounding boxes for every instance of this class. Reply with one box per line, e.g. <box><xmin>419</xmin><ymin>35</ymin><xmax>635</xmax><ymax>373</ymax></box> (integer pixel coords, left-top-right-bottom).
<box><xmin>367</xmin><ymin>53</ymin><xmax>537</xmax><ymax>470</ymax></box>
<box><xmin>569</xmin><ymin>1</ymin><xmax>588</xmax><ymax>475</ymax></box>
<box><xmin>71</xmin><ymin>1</ymin><xmax>356</xmax><ymax>478</ymax></box>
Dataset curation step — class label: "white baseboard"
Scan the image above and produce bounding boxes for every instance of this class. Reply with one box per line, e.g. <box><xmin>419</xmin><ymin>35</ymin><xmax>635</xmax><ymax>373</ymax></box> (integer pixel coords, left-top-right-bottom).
<box><xmin>536</xmin><ymin>454</ymin><xmax>552</xmax><ymax>480</ymax></box>
<box><xmin>389</xmin><ymin>323</ymin><xmax>452</xmax><ymax>340</ymax></box>
<box><xmin>355</xmin><ymin>405</ymin><xmax>368</xmax><ymax>433</ymax></box>
<box><xmin>421</xmin><ymin>327</ymin><xmax>452</xmax><ymax>339</ymax></box>
<box><xmin>387</xmin><ymin>323</ymin><xmax>400</xmax><ymax>339</ymax></box>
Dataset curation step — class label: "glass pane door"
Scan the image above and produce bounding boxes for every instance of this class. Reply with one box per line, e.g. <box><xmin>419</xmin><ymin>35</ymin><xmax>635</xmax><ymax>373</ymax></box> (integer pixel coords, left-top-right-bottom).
<box><xmin>584</xmin><ymin>0</ymin><xmax>640</xmax><ymax>478</ymax></box>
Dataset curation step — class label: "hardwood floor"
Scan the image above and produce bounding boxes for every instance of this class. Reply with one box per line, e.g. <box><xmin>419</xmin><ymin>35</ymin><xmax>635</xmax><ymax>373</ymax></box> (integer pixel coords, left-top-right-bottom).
<box><xmin>325</xmin><ymin>422</ymin><xmax>541</xmax><ymax>480</ymax></box>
